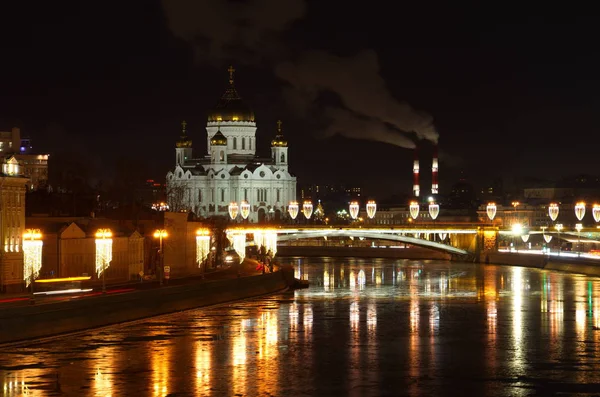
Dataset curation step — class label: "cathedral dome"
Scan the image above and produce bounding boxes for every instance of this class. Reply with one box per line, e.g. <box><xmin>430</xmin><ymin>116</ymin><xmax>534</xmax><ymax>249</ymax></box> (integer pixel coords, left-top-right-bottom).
<box><xmin>207</xmin><ymin>66</ymin><xmax>255</xmax><ymax>123</ymax></box>
<box><xmin>210</xmin><ymin>130</ymin><xmax>228</xmax><ymax>146</ymax></box>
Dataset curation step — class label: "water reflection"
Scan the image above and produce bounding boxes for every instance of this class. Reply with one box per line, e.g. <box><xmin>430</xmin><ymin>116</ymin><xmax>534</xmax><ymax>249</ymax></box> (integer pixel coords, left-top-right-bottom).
<box><xmin>1</xmin><ymin>259</ymin><xmax>600</xmax><ymax>396</ymax></box>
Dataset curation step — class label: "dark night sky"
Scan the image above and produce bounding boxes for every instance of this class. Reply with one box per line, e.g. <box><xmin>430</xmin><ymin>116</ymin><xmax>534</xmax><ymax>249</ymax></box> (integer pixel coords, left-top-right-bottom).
<box><xmin>0</xmin><ymin>1</ymin><xmax>599</xmax><ymax>197</ymax></box>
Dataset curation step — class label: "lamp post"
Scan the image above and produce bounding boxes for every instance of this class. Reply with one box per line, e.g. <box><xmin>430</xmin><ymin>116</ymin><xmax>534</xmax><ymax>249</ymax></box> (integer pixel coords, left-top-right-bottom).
<box><xmin>288</xmin><ymin>201</ymin><xmax>299</xmax><ymax>223</ymax></box>
<box><xmin>153</xmin><ymin>229</ymin><xmax>168</xmax><ymax>286</ymax></box>
<box><xmin>240</xmin><ymin>201</ymin><xmax>251</xmax><ymax>223</ymax></box>
<box><xmin>366</xmin><ymin>200</ymin><xmax>377</xmax><ymax>220</ymax></box>
<box><xmin>349</xmin><ymin>201</ymin><xmax>359</xmax><ymax>221</ymax></box>
<box><xmin>95</xmin><ymin>228</ymin><xmax>113</xmax><ymax>293</ymax></box>
<box><xmin>23</xmin><ymin>229</ymin><xmax>43</xmax><ymax>298</ymax></box>
<box><xmin>555</xmin><ymin>223</ymin><xmax>563</xmax><ymax>255</ymax></box>
<box><xmin>228</xmin><ymin>202</ymin><xmax>239</xmax><ymax>221</ymax></box>
<box><xmin>486</xmin><ymin>202</ymin><xmax>496</xmax><ymax>226</ymax></box>
<box><xmin>576</xmin><ymin>223</ymin><xmax>583</xmax><ymax>257</ymax></box>
<box><xmin>409</xmin><ymin>201</ymin><xmax>420</xmax><ymax>221</ymax></box>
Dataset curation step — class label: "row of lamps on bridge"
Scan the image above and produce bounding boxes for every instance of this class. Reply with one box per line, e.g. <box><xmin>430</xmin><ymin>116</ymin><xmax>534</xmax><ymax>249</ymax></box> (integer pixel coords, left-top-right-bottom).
<box><xmin>486</xmin><ymin>201</ymin><xmax>600</xmax><ymax>256</ymax></box>
<box><xmin>227</xmin><ymin>200</ymin><xmax>441</xmax><ymax>222</ymax></box>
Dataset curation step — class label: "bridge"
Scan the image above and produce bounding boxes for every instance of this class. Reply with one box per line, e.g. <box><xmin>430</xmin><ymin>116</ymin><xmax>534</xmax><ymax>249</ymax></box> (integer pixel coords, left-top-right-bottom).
<box><xmin>221</xmin><ymin>224</ymin><xmax>600</xmax><ymax>262</ymax></box>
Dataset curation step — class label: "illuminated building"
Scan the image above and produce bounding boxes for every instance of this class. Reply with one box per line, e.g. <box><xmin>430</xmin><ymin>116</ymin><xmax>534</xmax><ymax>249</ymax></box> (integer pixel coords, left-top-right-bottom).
<box><xmin>166</xmin><ymin>67</ymin><xmax>296</xmax><ymax>222</ymax></box>
<box><xmin>0</xmin><ymin>128</ymin><xmax>49</xmax><ymax>190</ymax></box>
<box><xmin>0</xmin><ymin>157</ymin><xmax>28</xmax><ymax>292</ymax></box>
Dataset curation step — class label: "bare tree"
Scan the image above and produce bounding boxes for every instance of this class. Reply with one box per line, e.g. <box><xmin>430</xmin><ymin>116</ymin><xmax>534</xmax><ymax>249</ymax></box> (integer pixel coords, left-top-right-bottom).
<box><xmin>166</xmin><ymin>180</ymin><xmax>187</xmax><ymax>212</ymax></box>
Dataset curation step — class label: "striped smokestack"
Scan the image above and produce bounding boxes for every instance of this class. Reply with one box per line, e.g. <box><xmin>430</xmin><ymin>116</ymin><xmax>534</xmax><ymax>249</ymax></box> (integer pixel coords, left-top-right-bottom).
<box><xmin>432</xmin><ymin>145</ymin><xmax>439</xmax><ymax>194</ymax></box>
<box><xmin>413</xmin><ymin>147</ymin><xmax>420</xmax><ymax>197</ymax></box>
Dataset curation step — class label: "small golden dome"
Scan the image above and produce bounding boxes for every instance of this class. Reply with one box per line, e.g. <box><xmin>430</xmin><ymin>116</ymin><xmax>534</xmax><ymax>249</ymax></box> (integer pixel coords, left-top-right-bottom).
<box><xmin>176</xmin><ymin>120</ymin><xmax>192</xmax><ymax>148</ymax></box>
<box><xmin>210</xmin><ymin>130</ymin><xmax>227</xmax><ymax>146</ymax></box>
<box><xmin>271</xmin><ymin>120</ymin><xmax>288</xmax><ymax>147</ymax></box>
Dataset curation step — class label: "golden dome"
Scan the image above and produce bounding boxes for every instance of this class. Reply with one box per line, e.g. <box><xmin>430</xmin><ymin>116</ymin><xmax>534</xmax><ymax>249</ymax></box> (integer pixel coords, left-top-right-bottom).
<box><xmin>176</xmin><ymin>120</ymin><xmax>192</xmax><ymax>148</ymax></box>
<box><xmin>207</xmin><ymin>66</ymin><xmax>255</xmax><ymax>123</ymax></box>
<box><xmin>210</xmin><ymin>130</ymin><xmax>227</xmax><ymax>146</ymax></box>
<box><xmin>271</xmin><ymin>120</ymin><xmax>288</xmax><ymax>147</ymax></box>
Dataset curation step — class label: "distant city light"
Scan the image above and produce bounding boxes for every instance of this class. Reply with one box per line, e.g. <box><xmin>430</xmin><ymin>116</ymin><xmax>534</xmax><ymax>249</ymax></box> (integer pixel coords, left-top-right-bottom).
<box><xmin>548</xmin><ymin>203</ymin><xmax>559</xmax><ymax>221</ymax></box>
<box><xmin>486</xmin><ymin>202</ymin><xmax>497</xmax><ymax>221</ymax></box>
<box><xmin>575</xmin><ymin>202</ymin><xmax>586</xmax><ymax>221</ymax></box>
<box><xmin>349</xmin><ymin>201</ymin><xmax>359</xmax><ymax>220</ymax></box>
<box><xmin>366</xmin><ymin>200</ymin><xmax>377</xmax><ymax>219</ymax></box>
<box><xmin>409</xmin><ymin>201</ymin><xmax>419</xmax><ymax>220</ymax></box>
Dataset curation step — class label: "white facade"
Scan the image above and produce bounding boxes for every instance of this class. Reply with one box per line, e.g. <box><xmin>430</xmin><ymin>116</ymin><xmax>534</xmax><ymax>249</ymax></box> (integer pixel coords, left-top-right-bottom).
<box><xmin>166</xmin><ymin>68</ymin><xmax>296</xmax><ymax>223</ymax></box>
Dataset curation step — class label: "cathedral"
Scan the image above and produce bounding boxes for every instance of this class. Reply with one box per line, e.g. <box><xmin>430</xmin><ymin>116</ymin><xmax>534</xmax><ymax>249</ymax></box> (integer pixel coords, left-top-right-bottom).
<box><xmin>166</xmin><ymin>67</ymin><xmax>297</xmax><ymax>223</ymax></box>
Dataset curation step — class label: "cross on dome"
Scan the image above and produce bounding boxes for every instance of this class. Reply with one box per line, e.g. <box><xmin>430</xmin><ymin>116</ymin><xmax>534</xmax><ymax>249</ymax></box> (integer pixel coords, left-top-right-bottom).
<box><xmin>228</xmin><ymin>65</ymin><xmax>235</xmax><ymax>85</ymax></box>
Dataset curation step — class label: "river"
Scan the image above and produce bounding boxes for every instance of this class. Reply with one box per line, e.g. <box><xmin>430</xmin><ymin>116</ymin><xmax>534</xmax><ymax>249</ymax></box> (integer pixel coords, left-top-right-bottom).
<box><xmin>1</xmin><ymin>257</ymin><xmax>600</xmax><ymax>396</ymax></box>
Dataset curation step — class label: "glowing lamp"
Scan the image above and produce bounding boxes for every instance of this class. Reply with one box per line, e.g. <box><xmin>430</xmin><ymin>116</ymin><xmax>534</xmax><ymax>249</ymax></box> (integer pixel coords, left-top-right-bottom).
<box><xmin>543</xmin><ymin>234</ymin><xmax>553</xmax><ymax>243</ymax></box>
<box><xmin>95</xmin><ymin>228</ymin><xmax>113</xmax><ymax>278</ymax></box>
<box><xmin>575</xmin><ymin>202</ymin><xmax>586</xmax><ymax>221</ymax></box>
<box><xmin>548</xmin><ymin>203</ymin><xmax>559</xmax><ymax>222</ymax></box>
<box><xmin>366</xmin><ymin>200</ymin><xmax>377</xmax><ymax>219</ymax></box>
<box><xmin>511</xmin><ymin>223</ymin><xmax>523</xmax><ymax>236</ymax></box>
<box><xmin>23</xmin><ymin>229</ymin><xmax>43</xmax><ymax>287</ymax></box>
<box><xmin>349</xmin><ymin>201</ymin><xmax>359</xmax><ymax>220</ymax></box>
<box><xmin>486</xmin><ymin>203</ymin><xmax>497</xmax><ymax>221</ymax></box>
<box><xmin>228</xmin><ymin>202</ymin><xmax>239</xmax><ymax>220</ymax></box>
<box><xmin>555</xmin><ymin>223</ymin><xmax>563</xmax><ymax>232</ymax></box>
<box><xmin>576</xmin><ymin>223</ymin><xmax>583</xmax><ymax>232</ymax></box>
<box><xmin>428</xmin><ymin>202</ymin><xmax>440</xmax><ymax>220</ymax></box>
<box><xmin>288</xmin><ymin>201</ymin><xmax>299</xmax><ymax>220</ymax></box>
<box><xmin>593</xmin><ymin>204</ymin><xmax>600</xmax><ymax>223</ymax></box>
<box><xmin>303</xmin><ymin>201</ymin><xmax>313</xmax><ymax>220</ymax></box>
<box><xmin>195</xmin><ymin>229</ymin><xmax>211</xmax><ymax>266</ymax></box>
<box><xmin>409</xmin><ymin>201</ymin><xmax>419</xmax><ymax>220</ymax></box>
<box><xmin>153</xmin><ymin>229</ymin><xmax>168</xmax><ymax>239</ymax></box>
<box><xmin>521</xmin><ymin>234</ymin><xmax>530</xmax><ymax>243</ymax></box>
<box><xmin>240</xmin><ymin>201</ymin><xmax>251</xmax><ymax>220</ymax></box>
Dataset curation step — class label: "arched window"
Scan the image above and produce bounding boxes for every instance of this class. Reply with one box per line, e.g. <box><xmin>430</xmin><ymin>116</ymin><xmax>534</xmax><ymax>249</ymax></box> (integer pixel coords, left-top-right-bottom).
<box><xmin>233</xmin><ymin>137</ymin><xmax>237</xmax><ymax>149</ymax></box>
<box><xmin>198</xmin><ymin>189</ymin><xmax>202</xmax><ymax>202</ymax></box>
<box><xmin>280</xmin><ymin>153</ymin><xmax>285</xmax><ymax>163</ymax></box>
<box><xmin>219</xmin><ymin>150</ymin><xmax>225</xmax><ymax>161</ymax></box>
<box><xmin>242</xmin><ymin>138</ymin><xmax>245</xmax><ymax>150</ymax></box>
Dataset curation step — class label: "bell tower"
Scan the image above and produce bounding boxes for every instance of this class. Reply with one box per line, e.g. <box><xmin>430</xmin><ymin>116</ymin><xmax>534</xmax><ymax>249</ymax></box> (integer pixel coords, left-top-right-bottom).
<box><xmin>271</xmin><ymin>120</ymin><xmax>289</xmax><ymax>171</ymax></box>
<box><xmin>175</xmin><ymin>120</ymin><xmax>193</xmax><ymax>167</ymax></box>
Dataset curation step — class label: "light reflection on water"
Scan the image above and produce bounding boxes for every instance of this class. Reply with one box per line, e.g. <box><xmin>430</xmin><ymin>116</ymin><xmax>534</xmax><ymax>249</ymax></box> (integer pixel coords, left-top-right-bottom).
<box><xmin>2</xmin><ymin>258</ymin><xmax>600</xmax><ymax>395</ymax></box>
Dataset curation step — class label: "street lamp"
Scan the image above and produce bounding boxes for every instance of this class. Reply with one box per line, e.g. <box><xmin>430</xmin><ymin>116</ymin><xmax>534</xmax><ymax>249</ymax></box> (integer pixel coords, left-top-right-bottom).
<box><xmin>575</xmin><ymin>202</ymin><xmax>586</xmax><ymax>222</ymax></box>
<box><xmin>349</xmin><ymin>201</ymin><xmax>359</xmax><ymax>220</ymax></box>
<box><xmin>486</xmin><ymin>202</ymin><xmax>496</xmax><ymax>225</ymax></box>
<box><xmin>153</xmin><ymin>229</ymin><xmax>168</xmax><ymax>286</ymax></box>
<box><xmin>303</xmin><ymin>200</ymin><xmax>313</xmax><ymax>220</ymax></box>
<box><xmin>428</xmin><ymin>202</ymin><xmax>440</xmax><ymax>222</ymax></box>
<box><xmin>593</xmin><ymin>204</ymin><xmax>600</xmax><ymax>223</ymax></box>
<box><xmin>548</xmin><ymin>203</ymin><xmax>559</xmax><ymax>222</ymax></box>
<box><xmin>366</xmin><ymin>200</ymin><xmax>377</xmax><ymax>219</ymax></box>
<box><xmin>95</xmin><ymin>228</ymin><xmax>113</xmax><ymax>293</ymax></box>
<box><xmin>228</xmin><ymin>202</ymin><xmax>239</xmax><ymax>221</ymax></box>
<box><xmin>409</xmin><ymin>201</ymin><xmax>420</xmax><ymax>220</ymax></box>
<box><xmin>23</xmin><ymin>229</ymin><xmax>43</xmax><ymax>297</ymax></box>
<box><xmin>576</xmin><ymin>223</ymin><xmax>583</xmax><ymax>257</ymax></box>
<box><xmin>288</xmin><ymin>201</ymin><xmax>299</xmax><ymax>221</ymax></box>
<box><xmin>555</xmin><ymin>223</ymin><xmax>563</xmax><ymax>255</ymax></box>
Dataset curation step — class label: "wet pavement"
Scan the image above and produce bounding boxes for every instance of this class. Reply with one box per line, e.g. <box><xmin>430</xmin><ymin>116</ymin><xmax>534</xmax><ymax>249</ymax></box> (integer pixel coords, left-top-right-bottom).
<box><xmin>2</xmin><ymin>257</ymin><xmax>600</xmax><ymax>396</ymax></box>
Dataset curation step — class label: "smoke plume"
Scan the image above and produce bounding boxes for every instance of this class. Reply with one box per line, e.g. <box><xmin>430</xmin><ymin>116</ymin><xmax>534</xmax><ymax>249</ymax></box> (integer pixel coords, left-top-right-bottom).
<box><xmin>162</xmin><ymin>0</ymin><xmax>438</xmax><ymax>148</ymax></box>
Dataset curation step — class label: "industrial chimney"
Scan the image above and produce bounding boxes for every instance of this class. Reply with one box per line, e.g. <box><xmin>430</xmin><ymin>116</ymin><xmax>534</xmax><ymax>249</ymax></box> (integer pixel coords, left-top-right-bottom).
<box><xmin>413</xmin><ymin>148</ymin><xmax>420</xmax><ymax>197</ymax></box>
<box><xmin>432</xmin><ymin>145</ymin><xmax>439</xmax><ymax>194</ymax></box>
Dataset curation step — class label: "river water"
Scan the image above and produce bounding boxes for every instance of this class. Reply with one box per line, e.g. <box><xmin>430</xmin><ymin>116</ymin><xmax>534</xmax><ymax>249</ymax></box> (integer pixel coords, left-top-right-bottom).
<box><xmin>2</xmin><ymin>257</ymin><xmax>600</xmax><ymax>396</ymax></box>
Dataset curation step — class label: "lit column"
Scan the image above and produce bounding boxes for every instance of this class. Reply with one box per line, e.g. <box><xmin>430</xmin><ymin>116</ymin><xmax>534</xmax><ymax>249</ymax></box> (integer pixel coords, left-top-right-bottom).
<box><xmin>555</xmin><ymin>224</ymin><xmax>563</xmax><ymax>256</ymax></box>
<box><xmin>95</xmin><ymin>229</ymin><xmax>113</xmax><ymax>293</ymax></box>
<box><xmin>23</xmin><ymin>229</ymin><xmax>43</xmax><ymax>296</ymax></box>
<box><xmin>153</xmin><ymin>229</ymin><xmax>168</xmax><ymax>286</ymax></box>
<box><xmin>196</xmin><ymin>229</ymin><xmax>211</xmax><ymax>273</ymax></box>
<box><xmin>576</xmin><ymin>223</ymin><xmax>583</xmax><ymax>257</ymax></box>
<box><xmin>549</xmin><ymin>203</ymin><xmax>559</xmax><ymax>253</ymax></box>
<box><xmin>511</xmin><ymin>223</ymin><xmax>522</xmax><ymax>252</ymax></box>
<box><xmin>413</xmin><ymin>148</ymin><xmax>420</xmax><ymax>197</ymax></box>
